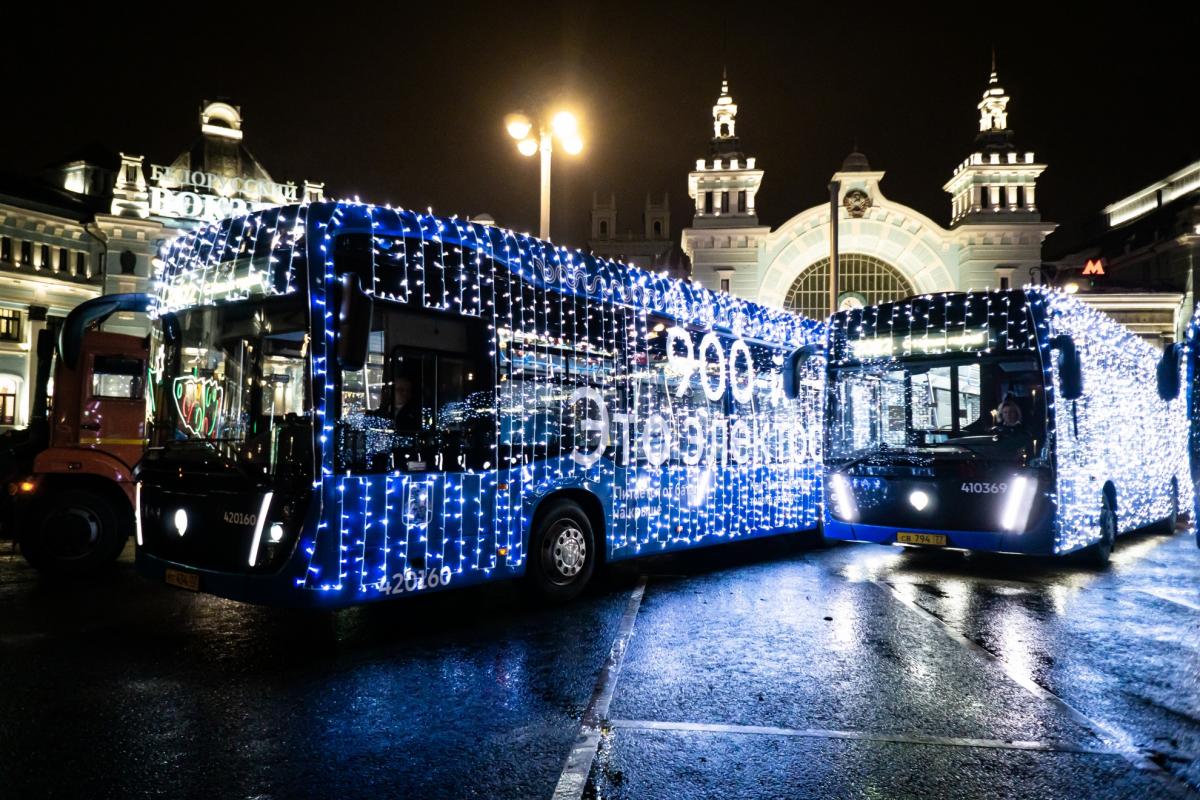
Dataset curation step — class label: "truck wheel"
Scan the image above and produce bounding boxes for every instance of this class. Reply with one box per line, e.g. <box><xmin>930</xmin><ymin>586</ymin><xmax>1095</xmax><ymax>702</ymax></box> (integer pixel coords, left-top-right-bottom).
<box><xmin>526</xmin><ymin>500</ymin><xmax>596</xmax><ymax>603</ymax></box>
<box><xmin>19</xmin><ymin>488</ymin><xmax>129</xmax><ymax>575</ymax></box>
<box><xmin>1083</xmin><ymin>499</ymin><xmax>1117</xmax><ymax>568</ymax></box>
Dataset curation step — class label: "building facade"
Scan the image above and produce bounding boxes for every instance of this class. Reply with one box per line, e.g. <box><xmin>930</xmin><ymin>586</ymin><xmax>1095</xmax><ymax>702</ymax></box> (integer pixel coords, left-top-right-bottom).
<box><xmin>587</xmin><ymin>191</ymin><xmax>690</xmax><ymax>279</ymax></box>
<box><xmin>0</xmin><ymin>101</ymin><xmax>324</xmax><ymax>429</ymax></box>
<box><xmin>682</xmin><ymin>66</ymin><xmax>1056</xmax><ymax>317</ymax></box>
<box><xmin>1044</xmin><ymin>160</ymin><xmax>1199</xmax><ymax>343</ymax></box>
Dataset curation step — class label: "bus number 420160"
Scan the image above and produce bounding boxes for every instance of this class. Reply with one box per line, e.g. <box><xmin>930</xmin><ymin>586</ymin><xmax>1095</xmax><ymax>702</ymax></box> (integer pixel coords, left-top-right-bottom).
<box><xmin>377</xmin><ymin>567</ymin><xmax>453</xmax><ymax>595</ymax></box>
<box><xmin>961</xmin><ymin>482</ymin><xmax>1007</xmax><ymax>494</ymax></box>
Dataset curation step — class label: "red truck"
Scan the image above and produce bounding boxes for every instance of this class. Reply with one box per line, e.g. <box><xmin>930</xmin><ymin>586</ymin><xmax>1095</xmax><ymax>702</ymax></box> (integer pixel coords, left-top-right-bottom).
<box><xmin>1</xmin><ymin>294</ymin><xmax>150</xmax><ymax>574</ymax></box>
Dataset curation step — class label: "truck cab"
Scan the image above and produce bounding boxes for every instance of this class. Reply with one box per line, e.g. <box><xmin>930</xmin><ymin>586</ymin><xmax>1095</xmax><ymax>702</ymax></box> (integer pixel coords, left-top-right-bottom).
<box><xmin>4</xmin><ymin>294</ymin><xmax>149</xmax><ymax>574</ymax></box>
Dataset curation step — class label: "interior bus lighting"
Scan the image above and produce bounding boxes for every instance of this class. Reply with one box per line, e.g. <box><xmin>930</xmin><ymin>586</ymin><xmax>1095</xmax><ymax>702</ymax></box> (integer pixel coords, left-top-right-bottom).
<box><xmin>1001</xmin><ymin>475</ymin><xmax>1036</xmax><ymax>531</ymax></box>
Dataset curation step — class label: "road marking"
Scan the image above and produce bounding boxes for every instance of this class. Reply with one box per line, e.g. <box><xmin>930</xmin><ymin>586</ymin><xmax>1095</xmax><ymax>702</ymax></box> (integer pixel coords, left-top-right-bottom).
<box><xmin>872</xmin><ymin>578</ymin><xmax>1162</xmax><ymax>772</ymax></box>
<box><xmin>608</xmin><ymin>719</ymin><xmax>1124</xmax><ymax>757</ymax></box>
<box><xmin>1137</xmin><ymin>587</ymin><xmax>1200</xmax><ymax>613</ymax></box>
<box><xmin>551</xmin><ymin>576</ymin><xmax>648</xmax><ymax>800</ymax></box>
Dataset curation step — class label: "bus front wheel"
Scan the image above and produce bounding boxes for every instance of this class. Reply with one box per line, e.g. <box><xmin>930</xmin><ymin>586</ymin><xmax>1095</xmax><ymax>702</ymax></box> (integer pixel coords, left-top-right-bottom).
<box><xmin>1153</xmin><ymin>478</ymin><xmax>1179</xmax><ymax>535</ymax></box>
<box><xmin>1083</xmin><ymin>500</ymin><xmax>1117</xmax><ymax>568</ymax></box>
<box><xmin>527</xmin><ymin>500</ymin><xmax>596</xmax><ymax>602</ymax></box>
<box><xmin>19</xmin><ymin>488</ymin><xmax>129</xmax><ymax>576</ymax></box>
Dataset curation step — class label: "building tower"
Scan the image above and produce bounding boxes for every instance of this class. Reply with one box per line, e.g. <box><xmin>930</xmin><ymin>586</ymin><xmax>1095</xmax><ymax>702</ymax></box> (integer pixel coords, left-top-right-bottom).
<box><xmin>682</xmin><ymin>71</ymin><xmax>769</xmax><ymax>295</ymax></box>
<box><xmin>644</xmin><ymin>192</ymin><xmax>669</xmax><ymax>239</ymax></box>
<box><xmin>591</xmin><ymin>192</ymin><xmax>617</xmax><ymax>240</ymax></box>
<box><xmin>943</xmin><ymin>55</ymin><xmax>1054</xmax><ymax>289</ymax></box>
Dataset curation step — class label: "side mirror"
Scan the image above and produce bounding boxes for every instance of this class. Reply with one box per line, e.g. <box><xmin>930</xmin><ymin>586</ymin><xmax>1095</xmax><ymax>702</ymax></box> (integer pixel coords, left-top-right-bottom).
<box><xmin>1050</xmin><ymin>334</ymin><xmax>1083</xmax><ymax>401</ymax></box>
<box><xmin>336</xmin><ymin>272</ymin><xmax>373</xmax><ymax>371</ymax></box>
<box><xmin>1157</xmin><ymin>343</ymin><xmax>1182</xmax><ymax>401</ymax></box>
<box><xmin>782</xmin><ymin>343</ymin><xmax>823</xmax><ymax>399</ymax></box>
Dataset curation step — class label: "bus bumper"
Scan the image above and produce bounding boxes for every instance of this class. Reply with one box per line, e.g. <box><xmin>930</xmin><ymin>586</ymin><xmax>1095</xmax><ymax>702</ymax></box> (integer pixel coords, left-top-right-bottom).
<box><xmin>136</xmin><ymin>549</ymin><xmax>338</xmax><ymax>609</ymax></box>
<box><xmin>824</xmin><ymin>518</ymin><xmax>1057</xmax><ymax>556</ymax></box>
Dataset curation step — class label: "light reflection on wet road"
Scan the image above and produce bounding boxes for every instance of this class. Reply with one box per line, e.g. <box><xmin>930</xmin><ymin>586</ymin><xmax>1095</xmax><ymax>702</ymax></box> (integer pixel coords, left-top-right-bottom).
<box><xmin>1</xmin><ymin>526</ymin><xmax>1197</xmax><ymax>799</ymax></box>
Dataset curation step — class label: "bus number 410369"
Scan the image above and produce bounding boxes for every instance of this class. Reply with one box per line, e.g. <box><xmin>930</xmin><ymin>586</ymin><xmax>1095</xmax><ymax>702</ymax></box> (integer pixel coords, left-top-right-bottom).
<box><xmin>961</xmin><ymin>482</ymin><xmax>1007</xmax><ymax>494</ymax></box>
<box><xmin>376</xmin><ymin>567</ymin><xmax>453</xmax><ymax>595</ymax></box>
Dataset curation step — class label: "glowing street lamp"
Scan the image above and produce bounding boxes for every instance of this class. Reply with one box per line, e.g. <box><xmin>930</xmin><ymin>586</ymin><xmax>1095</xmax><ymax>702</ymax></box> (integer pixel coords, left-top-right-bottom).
<box><xmin>505</xmin><ymin>110</ymin><xmax>584</xmax><ymax>239</ymax></box>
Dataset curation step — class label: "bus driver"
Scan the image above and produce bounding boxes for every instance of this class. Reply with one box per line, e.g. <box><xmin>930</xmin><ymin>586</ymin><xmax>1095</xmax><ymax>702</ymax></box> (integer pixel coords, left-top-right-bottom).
<box><xmin>991</xmin><ymin>394</ymin><xmax>1034</xmax><ymax>459</ymax></box>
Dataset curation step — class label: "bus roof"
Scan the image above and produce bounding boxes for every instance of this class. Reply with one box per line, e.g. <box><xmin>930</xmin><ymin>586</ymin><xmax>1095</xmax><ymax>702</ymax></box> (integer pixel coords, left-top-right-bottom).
<box><xmin>154</xmin><ymin>201</ymin><xmax>821</xmax><ymax>348</ymax></box>
<box><xmin>828</xmin><ymin>288</ymin><xmax>1046</xmax><ymax>364</ymax></box>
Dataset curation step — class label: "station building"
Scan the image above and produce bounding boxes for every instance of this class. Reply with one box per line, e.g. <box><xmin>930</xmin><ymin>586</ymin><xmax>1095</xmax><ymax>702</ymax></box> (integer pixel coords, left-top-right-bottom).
<box><xmin>0</xmin><ymin>101</ymin><xmax>324</xmax><ymax>428</ymax></box>
<box><xmin>682</xmin><ymin>67</ymin><xmax>1056</xmax><ymax>319</ymax></box>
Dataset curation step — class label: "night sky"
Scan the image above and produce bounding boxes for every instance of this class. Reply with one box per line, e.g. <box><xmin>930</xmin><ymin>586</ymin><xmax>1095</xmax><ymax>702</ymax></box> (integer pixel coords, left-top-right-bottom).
<box><xmin>3</xmin><ymin>6</ymin><xmax>1196</xmax><ymax>249</ymax></box>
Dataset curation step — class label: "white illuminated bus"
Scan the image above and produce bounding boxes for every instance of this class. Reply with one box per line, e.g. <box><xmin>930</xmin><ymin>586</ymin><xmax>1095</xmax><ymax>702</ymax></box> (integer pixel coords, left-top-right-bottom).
<box><xmin>134</xmin><ymin>202</ymin><xmax>824</xmax><ymax>606</ymax></box>
<box><xmin>822</xmin><ymin>288</ymin><xmax>1189</xmax><ymax>564</ymax></box>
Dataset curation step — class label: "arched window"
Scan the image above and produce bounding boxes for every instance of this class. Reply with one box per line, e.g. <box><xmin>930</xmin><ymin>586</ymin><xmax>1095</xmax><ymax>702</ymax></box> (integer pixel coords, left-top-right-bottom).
<box><xmin>783</xmin><ymin>254</ymin><xmax>915</xmax><ymax>320</ymax></box>
<box><xmin>653</xmin><ymin>221</ymin><xmax>662</xmax><ymax>236</ymax></box>
<box><xmin>0</xmin><ymin>374</ymin><xmax>21</xmax><ymax>426</ymax></box>
<box><xmin>720</xmin><ymin>123</ymin><xmax>729</xmax><ymax>136</ymax></box>
<box><xmin>599</xmin><ymin>221</ymin><xmax>608</xmax><ymax>237</ymax></box>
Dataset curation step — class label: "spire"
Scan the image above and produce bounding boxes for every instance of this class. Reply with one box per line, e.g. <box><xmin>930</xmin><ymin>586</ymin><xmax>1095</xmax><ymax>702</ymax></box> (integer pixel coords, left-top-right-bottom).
<box><xmin>977</xmin><ymin>54</ymin><xmax>1010</xmax><ymax>135</ymax></box>
<box><xmin>710</xmin><ymin>71</ymin><xmax>743</xmax><ymax>158</ymax></box>
<box><xmin>973</xmin><ymin>52</ymin><xmax>1017</xmax><ymax>156</ymax></box>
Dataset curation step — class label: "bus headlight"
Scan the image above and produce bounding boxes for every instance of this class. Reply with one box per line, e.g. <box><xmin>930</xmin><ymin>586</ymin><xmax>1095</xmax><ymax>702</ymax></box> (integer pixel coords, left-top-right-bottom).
<box><xmin>1001</xmin><ymin>475</ymin><xmax>1037</xmax><ymax>532</ymax></box>
<box><xmin>829</xmin><ymin>473</ymin><xmax>858</xmax><ymax>522</ymax></box>
<box><xmin>247</xmin><ymin>492</ymin><xmax>275</xmax><ymax>567</ymax></box>
<box><xmin>908</xmin><ymin>490</ymin><xmax>930</xmax><ymax>511</ymax></box>
<box><xmin>269</xmin><ymin>523</ymin><xmax>285</xmax><ymax>543</ymax></box>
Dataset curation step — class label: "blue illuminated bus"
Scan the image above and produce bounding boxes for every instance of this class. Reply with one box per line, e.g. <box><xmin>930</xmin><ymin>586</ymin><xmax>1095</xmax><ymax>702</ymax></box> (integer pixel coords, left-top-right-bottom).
<box><xmin>1179</xmin><ymin>306</ymin><xmax>1200</xmax><ymax>547</ymax></box>
<box><xmin>135</xmin><ymin>202</ymin><xmax>824</xmax><ymax>606</ymax></box>
<box><xmin>821</xmin><ymin>288</ymin><xmax>1189</xmax><ymax>564</ymax></box>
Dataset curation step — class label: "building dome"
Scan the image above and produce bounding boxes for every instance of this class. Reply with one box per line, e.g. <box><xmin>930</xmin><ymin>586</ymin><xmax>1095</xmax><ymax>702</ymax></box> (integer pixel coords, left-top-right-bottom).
<box><xmin>840</xmin><ymin>150</ymin><xmax>872</xmax><ymax>172</ymax></box>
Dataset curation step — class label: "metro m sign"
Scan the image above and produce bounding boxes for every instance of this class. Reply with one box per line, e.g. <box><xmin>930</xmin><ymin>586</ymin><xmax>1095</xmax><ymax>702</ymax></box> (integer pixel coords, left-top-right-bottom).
<box><xmin>1082</xmin><ymin>258</ymin><xmax>1105</xmax><ymax>276</ymax></box>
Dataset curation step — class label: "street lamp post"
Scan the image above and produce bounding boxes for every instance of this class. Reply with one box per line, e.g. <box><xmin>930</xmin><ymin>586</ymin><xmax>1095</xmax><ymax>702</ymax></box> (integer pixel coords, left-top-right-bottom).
<box><xmin>505</xmin><ymin>111</ymin><xmax>583</xmax><ymax>240</ymax></box>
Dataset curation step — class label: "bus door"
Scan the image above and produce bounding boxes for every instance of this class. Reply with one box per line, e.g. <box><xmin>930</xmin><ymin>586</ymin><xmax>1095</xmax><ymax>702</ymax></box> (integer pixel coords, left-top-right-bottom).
<box><xmin>335</xmin><ymin>307</ymin><xmax>495</xmax><ymax>582</ymax></box>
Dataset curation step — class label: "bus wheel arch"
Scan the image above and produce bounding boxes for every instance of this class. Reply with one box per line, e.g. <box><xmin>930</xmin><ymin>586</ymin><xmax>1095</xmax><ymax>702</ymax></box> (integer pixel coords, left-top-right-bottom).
<box><xmin>19</xmin><ymin>476</ymin><xmax>133</xmax><ymax>575</ymax></box>
<box><xmin>525</xmin><ymin>489</ymin><xmax>604</xmax><ymax>602</ymax></box>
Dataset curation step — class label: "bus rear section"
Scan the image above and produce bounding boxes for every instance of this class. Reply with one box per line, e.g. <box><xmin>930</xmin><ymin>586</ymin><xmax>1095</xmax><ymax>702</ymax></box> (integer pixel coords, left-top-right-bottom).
<box><xmin>823</xmin><ymin>288</ymin><xmax>1189</xmax><ymax>561</ymax></box>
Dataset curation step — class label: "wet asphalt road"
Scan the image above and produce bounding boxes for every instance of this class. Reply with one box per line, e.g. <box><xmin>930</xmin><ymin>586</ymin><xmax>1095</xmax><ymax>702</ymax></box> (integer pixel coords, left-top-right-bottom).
<box><xmin>1</xmin><ymin>527</ymin><xmax>1198</xmax><ymax>799</ymax></box>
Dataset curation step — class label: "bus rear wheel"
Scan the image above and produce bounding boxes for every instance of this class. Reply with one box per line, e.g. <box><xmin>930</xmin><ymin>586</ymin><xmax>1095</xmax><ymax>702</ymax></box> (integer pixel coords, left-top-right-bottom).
<box><xmin>527</xmin><ymin>500</ymin><xmax>596</xmax><ymax>603</ymax></box>
<box><xmin>19</xmin><ymin>488</ymin><xmax>129</xmax><ymax>576</ymax></box>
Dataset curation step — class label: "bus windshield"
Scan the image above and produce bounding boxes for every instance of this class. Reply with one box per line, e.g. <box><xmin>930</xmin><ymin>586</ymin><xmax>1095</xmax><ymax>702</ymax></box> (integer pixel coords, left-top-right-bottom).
<box><xmin>152</xmin><ymin>296</ymin><xmax>313</xmax><ymax>484</ymax></box>
<box><xmin>828</xmin><ymin>355</ymin><xmax>1047</xmax><ymax>465</ymax></box>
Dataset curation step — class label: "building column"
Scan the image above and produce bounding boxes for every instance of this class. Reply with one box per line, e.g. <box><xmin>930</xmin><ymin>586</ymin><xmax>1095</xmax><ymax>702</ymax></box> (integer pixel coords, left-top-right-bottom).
<box><xmin>22</xmin><ymin>305</ymin><xmax>48</xmax><ymax>426</ymax></box>
<box><xmin>1025</xmin><ymin>184</ymin><xmax>1037</xmax><ymax>211</ymax></box>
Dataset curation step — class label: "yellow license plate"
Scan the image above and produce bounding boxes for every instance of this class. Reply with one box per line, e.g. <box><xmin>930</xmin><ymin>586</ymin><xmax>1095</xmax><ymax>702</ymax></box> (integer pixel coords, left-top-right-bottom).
<box><xmin>164</xmin><ymin>568</ymin><xmax>200</xmax><ymax>592</ymax></box>
<box><xmin>897</xmin><ymin>532</ymin><xmax>948</xmax><ymax>546</ymax></box>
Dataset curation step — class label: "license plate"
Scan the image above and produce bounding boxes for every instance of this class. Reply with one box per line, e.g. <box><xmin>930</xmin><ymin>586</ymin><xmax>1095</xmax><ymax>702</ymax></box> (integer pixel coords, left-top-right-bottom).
<box><xmin>164</xmin><ymin>568</ymin><xmax>200</xmax><ymax>592</ymax></box>
<box><xmin>897</xmin><ymin>532</ymin><xmax>947</xmax><ymax>546</ymax></box>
